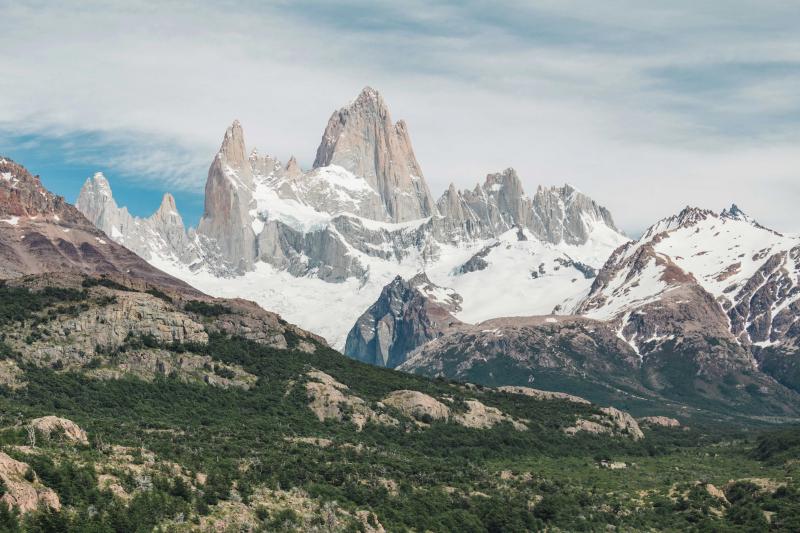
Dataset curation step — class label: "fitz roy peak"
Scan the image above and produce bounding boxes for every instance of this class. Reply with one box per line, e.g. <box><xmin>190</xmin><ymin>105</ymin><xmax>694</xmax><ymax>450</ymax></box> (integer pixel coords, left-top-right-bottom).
<box><xmin>313</xmin><ymin>86</ymin><xmax>436</xmax><ymax>223</ymax></box>
<box><xmin>77</xmin><ymin>87</ymin><xmax>628</xmax><ymax>349</ymax></box>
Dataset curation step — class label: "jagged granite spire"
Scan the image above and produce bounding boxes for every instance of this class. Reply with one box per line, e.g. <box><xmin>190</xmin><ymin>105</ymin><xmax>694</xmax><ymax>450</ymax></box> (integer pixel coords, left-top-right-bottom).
<box><xmin>76</xmin><ymin>175</ymin><xmax>197</xmax><ymax>265</ymax></box>
<box><xmin>434</xmin><ymin>169</ymin><xmax>622</xmax><ymax>245</ymax></box>
<box><xmin>530</xmin><ymin>183</ymin><xmax>619</xmax><ymax>245</ymax></box>
<box><xmin>196</xmin><ymin>120</ymin><xmax>257</xmax><ymax>272</ymax></box>
<box><xmin>313</xmin><ymin>87</ymin><xmax>437</xmax><ymax>222</ymax></box>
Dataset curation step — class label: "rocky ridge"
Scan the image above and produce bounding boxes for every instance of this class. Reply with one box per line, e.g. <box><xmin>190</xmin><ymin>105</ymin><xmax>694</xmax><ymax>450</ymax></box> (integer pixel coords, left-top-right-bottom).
<box><xmin>0</xmin><ymin>157</ymin><xmax>196</xmax><ymax>293</ymax></box>
<box><xmin>77</xmin><ymin>173</ymin><xmax>197</xmax><ymax>267</ymax></box>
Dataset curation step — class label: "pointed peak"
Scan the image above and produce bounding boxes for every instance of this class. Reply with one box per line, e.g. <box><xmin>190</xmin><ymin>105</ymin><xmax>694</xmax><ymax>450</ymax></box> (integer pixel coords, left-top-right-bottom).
<box><xmin>217</xmin><ymin>120</ymin><xmax>248</xmax><ymax>166</ymax></box>
<box><xmin>81</xmin><ymin>172</ymin><xmax>113</xmax><ymax>199</ymax></box>
<box><xmin>90</xmin><ymin>171</ymin><xmax>110</xmax><ymax>188</ymax></box>
<box><xmin>720</xmin><ymin>203</ymin><xmax>749</xmax><ymax>221</ymax></box>
<box><xmin>386</xmin><ymin>274</ymin><xmax>407</xmax><ymax>289</ymax></box>
<box><xmin>484</xmin><ymin>167</ymin><xmax>523</xmax><ymax>192</ymax></box>
<box><xmin>340</xmin><ymin>86</ymin><xmax>389</xmax><ymax>116</ymax></box>
<box><xmin>285</xmin><ymin>155</ymin><xmax>301</xmax><ymax>177</ymax></box>
<box><xmin>159</xmin><ymin>192</ymin><xmax>177</xmax><ymax>211</ymax></box>
<box><xmin>408</xmin><ymin>272</ymin><xmax>433</xmax><ymax>287</ymax></box>
<box><xmin>356</xmin><ymin>85</ymin><xmax>381</xmax><ymax>102</ymax></box>
<box><xmin>643</xmin><ymin>206</ymin><xmax>715</xmax><ymax>239</ymax></box>
<box><xmin>677</xmin><ymin>205</ymin><xmax>714</xmax><ymax>221</ymax></box>
<box><xmin>223</xmin><ymin>120</ymin><xmax>243</xmax><ymax>141</ymax></box>
<box><xmin>152</xmin><ymin>191</ymin><xmax>184</xmax><ymax>227</ymax></box>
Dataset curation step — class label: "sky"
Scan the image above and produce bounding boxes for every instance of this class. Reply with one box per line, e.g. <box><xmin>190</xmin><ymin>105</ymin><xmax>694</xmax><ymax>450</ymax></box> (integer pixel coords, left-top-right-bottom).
<box><xmin>1</xmin><ymin>0</ymin><xmax>799</xmax><ymax>235</ymax></box>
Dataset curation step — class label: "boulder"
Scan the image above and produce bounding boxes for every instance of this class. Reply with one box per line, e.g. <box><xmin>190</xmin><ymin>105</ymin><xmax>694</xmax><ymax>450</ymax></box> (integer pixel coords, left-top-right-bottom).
<box><xmin>453</xmin><ymin>399</ymin><xmax>527</xmax><ymax>431</ymax></box>
<box><xmin>382</xmin><ymin>390</ymin><xmax>450</xmax><ymax>422</ymax></box>
<box><xmin>30</xmin><ymin>416</ymin><xmax>89</xmax><ymax>445</ymax></box>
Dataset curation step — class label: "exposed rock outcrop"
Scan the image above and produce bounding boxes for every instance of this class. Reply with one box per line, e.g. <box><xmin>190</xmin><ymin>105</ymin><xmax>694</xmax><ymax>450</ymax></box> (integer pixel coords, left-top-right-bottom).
<box><xmin>382</xmin><ymin>390</ymin><xmax>525</xmax><ymax>430</ymax></box>
<box><xmin>564</xmin><ymin>407</ymin><xmax>644</xmax><ymax>440</ymax></box>
<box><xmin>382</xmin><ymin>390</ymin><xmax>451</xmax><ymax>422</ymax></box>
<box><xmin>0</xmin><ymin>452</ymin><xmax>60</xmax><ymax>513</ymax></box>
<box><xmin>638</xmin><ymin>416</ymin><xmax>681</xmax><ymax>428</ymax></box>
<box><xmin>497</xmin><ymin>385</ymin><xmax>591</xmax><ymax>405</ymax></box>
<box><xmin>453</xmin><ymin>399</ymin><xmax>527</xmax><ymax>431</ymax></box>
<box><xmin>29</xmin><ymin>416</ymin><xmax>89</xmax><ymax>445</ymax></box>
<box><xmin>305</xmin><ymin>370</ymin><xmax>397</xmax><ymax>430</ymax></box>
<box><xmin>0</xmin><ymin>272</ymin><xmax>318</xmax><ymax>387</ymax></box>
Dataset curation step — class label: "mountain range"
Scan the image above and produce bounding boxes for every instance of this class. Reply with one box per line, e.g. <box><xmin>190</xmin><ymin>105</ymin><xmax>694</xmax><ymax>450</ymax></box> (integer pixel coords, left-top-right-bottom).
<box><xmin>1</xmin><ymin>88</ymin><xmax>800</xmax><ymax>530</ymax></box>
<box><xmin>74</xmin><ymin>87</ymin><xmax>800</xmax><ymax>416</ymax></box>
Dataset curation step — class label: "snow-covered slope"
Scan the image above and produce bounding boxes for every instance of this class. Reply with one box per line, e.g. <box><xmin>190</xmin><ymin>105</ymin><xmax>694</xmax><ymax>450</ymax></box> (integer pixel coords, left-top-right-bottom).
<box><xmin>577</xmin><ymin>206</ymin><xmax>800</xmax><ymax>353</ymax></box>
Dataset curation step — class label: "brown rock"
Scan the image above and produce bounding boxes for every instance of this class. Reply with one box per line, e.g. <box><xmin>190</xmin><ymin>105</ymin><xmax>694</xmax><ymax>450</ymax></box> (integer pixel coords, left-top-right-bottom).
<box><xmin>0</xmin><ymin>452</ymin><xmax>60</xmax><ymax>513</ymax></box>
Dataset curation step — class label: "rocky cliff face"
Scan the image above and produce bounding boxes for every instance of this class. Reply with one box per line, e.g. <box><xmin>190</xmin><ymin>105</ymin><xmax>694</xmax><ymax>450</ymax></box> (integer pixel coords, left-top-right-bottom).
<box><xmin>344</xmin><ymin>273</ymin><xmax>463</xmax><ymax>367</ymax></box>
<box><xmin>313</xmin><ymin>87</ymin><xmax>436</xmax><ymax>223</ymax></box>
<box><xmin>195</xmin><ymin>120</ymin><xmax>258</xmax><ymax>274</ymax></box>
<box><xmin>1</xmin><ymin>270</ymin><xmax>321</xmax><ymax>390</ymax></box>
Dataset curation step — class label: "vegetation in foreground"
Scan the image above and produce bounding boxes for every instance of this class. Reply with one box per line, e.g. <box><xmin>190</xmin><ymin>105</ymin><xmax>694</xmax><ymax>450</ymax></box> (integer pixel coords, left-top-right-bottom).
<box><xmin>0</xmin><ymin>283</ymin><xmax>797</xmax><ymax>531</ymax></box>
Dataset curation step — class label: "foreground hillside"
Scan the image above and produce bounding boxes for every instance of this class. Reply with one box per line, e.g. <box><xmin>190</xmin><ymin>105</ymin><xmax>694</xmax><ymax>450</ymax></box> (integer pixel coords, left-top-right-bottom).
<box><xmin>0</xmin><ymin>276</ymin><xmax>797</xmax><ymax>531</ymax></box>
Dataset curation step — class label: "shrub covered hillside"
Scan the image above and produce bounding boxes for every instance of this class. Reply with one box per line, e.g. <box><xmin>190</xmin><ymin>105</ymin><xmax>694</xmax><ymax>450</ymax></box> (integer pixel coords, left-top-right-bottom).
<box><xmin>0</xmin><ymin>276</ymin><xmax>797</xmax><ymax>531</ymax></box>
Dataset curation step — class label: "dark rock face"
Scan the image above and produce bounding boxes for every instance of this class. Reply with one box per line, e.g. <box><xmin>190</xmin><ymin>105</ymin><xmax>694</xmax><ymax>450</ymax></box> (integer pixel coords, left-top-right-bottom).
<box><xmin>554</xmin><ymin>257</ymin><xmax>596</xmax><ymax>279</ymax></box>
<box><xmin>344</xmin><ymin>274</ymin><xmax>462</xmax><ymax>368</ymax></box>
<box><xmin>455</xmin><ymin>242</ymin><xmax>500</xmax><ymax>274</ymax></box>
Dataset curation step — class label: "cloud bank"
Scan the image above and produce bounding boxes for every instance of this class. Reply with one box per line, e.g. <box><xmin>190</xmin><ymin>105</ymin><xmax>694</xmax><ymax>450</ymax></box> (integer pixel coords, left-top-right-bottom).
<box><xmin>1</xmin><ymin>0</ymin><xmax>799</xmax><ymax>233</ymax></box>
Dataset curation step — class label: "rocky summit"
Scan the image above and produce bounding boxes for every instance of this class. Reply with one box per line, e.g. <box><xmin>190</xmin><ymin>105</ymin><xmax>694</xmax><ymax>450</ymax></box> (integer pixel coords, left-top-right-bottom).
<box><xmin>313</xmin><ymin>86</ymin><xmax>437</xmax><ymax>223</ymax></box>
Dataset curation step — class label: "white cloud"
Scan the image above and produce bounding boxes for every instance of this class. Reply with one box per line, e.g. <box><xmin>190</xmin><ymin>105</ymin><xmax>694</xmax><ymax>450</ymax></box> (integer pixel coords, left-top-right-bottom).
<box><xmin>0</xmin><ymin>0</ymin><xmax>798</xmax><ymax>233</ymax></box>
